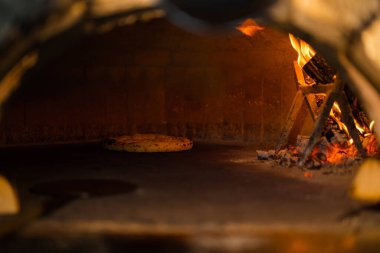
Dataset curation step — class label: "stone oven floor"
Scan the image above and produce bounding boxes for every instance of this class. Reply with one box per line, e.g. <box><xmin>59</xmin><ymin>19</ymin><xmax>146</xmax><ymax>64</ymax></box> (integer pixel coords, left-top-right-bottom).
<box><xmin>1</xmin><ymin>143</ymin><xmax>380</xmax><ymax>252</ymax></box>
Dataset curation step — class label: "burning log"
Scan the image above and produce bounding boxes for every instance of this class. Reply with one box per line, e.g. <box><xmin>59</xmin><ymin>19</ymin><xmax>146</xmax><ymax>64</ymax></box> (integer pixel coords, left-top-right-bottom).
<box><xmin>303</xmin><ymin>53</ymin><xmax>336</xmax><ymax>84</ymax></box>
<box><xmin>284</xmin><ymin>34</ymin><xmax>372</xmax><ymax>166</ymax></box>
<box><xmin>289</xmin><ymin>34</ymin><xmax>336</xmax><ymax>85</ymax></box>
<box><xmin>277</xmin><ymin>54</ymin><xmax>373</xmax><ymax>167</ymax></box>
<box><xmin>277</xmin><ymin>55</ymin><xmax>377</xmax><ymax>168</ymax></box>
<box><xmin>298</xmin><ymin>77</ymin><xmax>367</xmax><ymax>166</ymax></box>
<box><xmin>336</xmin><ymin>92</ymin><xmax>366</xmax><ymax>155</ymax></box>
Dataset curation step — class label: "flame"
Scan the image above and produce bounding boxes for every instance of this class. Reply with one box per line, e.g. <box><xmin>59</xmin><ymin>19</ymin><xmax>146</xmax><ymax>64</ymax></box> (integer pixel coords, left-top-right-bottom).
<box><xmin>370</xmin><ymin>120</ymin><xmax>375</xmax><ymax>132</ymax></box>
<box><xmin>236</xmin><ymin>19</ymin><xmax>264</xmax><ymax>37</ymax></box>
<box><xmin>354</xmin><ymin>119</ymin><xmax>365</xmax><ymax>135</ymax></box>
<box><xmin>330</xmin><ymin>102</ymin><xmax>373</xmax><ymax>138</ymax></box>
<box><xmin>310</xmin><ymin>101</ymin><xmax>378</xmax><ymax>164</ymax></box>
<box><xmin>329</xmin><ymin>102</ymin><xmax>349</xmax><ymax>136</ymax></box>
<box><xmin>289</xmin><ymin>34</ymin><xmax>316</xmax><ymax>68</ymax></box>
<box><xmin>272</xmin><ymin>34</ymin><xmax>379</xmax><ymax>166</ymax></box>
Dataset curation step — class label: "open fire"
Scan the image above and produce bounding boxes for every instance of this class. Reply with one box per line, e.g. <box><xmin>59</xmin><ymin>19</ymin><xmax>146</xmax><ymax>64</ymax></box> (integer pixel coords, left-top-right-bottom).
<box><xmin>288</xmin><ymin>35</ymin><xmax>378</xmax><ymax>166</ymax></box>
<box><xmin>238</xmin><ymin>20</ymin><xmax>378</xmax><ymax>167</ymax></box>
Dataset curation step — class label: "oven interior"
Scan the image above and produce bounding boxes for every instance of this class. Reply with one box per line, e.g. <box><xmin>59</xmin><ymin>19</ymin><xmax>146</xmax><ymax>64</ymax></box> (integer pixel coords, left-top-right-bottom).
<box><xmin>1</xmin><ymin>17</ymin><xmax>380</xmax><ymax>253</ymax></box>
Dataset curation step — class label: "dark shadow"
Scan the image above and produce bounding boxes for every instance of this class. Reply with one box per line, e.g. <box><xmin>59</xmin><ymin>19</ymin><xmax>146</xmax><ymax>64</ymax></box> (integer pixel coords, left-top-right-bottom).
<box><xmin>338</xmin><ymin>203</ymin><xmax>380</xmax><ymax>221</ymax></box>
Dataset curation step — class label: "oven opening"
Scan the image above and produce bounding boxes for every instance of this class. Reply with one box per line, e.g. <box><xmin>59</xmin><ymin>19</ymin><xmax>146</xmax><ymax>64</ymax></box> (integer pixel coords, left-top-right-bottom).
<box><xmin>1</xmin><ymin>11</ymin><xmax>380</xmax><ymax>253</ymax></box>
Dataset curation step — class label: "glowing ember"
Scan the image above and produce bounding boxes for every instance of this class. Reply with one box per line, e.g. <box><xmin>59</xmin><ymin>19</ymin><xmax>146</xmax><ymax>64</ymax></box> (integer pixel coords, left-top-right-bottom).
<box><xmin>236</xmin><ymin>19</ymin><xmax>264</xmax><ymax>37</ymax></box>
<box><xmin>310</xmin><ymin>139</ymin><xmax>358</xmax><ymax>165</ymax></box>
<box><xmin>363</xmin><ymin>134</ymin><xmax>378</xmax><ymax>155</ymax></box>
<box><xmin>309</xmin><ymin>100</ymin><xmax>378</xmax><ymax>165</ymax></box>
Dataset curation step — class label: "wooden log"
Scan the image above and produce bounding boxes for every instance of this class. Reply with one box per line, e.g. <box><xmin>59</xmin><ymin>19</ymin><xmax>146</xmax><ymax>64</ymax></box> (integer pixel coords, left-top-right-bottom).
<box><xmin>277</xmin><ymin>62</ymin><xmax>322</xmax><ymax>150</ymax></box>
<box><xmin>276</xmin><ymin>90</ymin><xmax>305</xmax><ymax>150</ymax></box>
<box><xmin>299</xmin><ymin>84</ymin><xmax>335</xmax><ymax>94</ymax></box>
<box><xmin>303</xmin><ymin>53</ymin><xmax>336</xmax><ymax>84</ymax></box>
<box><xmin>293</xmin><ymin>61</ymin><xmax>307</xmax><ymax>87</ymax></box>
<box><xmin>340</xmin><ymin>54</ymin><xmax>380</xmax><ymax>141</ymax></box>
<box><xmin>303</xmin><ymin>94</ymin><xmax>316</xmax><ymax>123</ymax></box>
<box><xmin>298</xmin><ymin>80</ymin><xmax>343</xmax><ymax>166</ymax></box>
<box><xmin>337</xmin><ymin>92</ymin><xmax>367</xmax><ymax>157</ymax></box>
<box><xmin>293</xmin><ymin>62</ymin><xmax>318</xmax><ymax>122</ymax></box>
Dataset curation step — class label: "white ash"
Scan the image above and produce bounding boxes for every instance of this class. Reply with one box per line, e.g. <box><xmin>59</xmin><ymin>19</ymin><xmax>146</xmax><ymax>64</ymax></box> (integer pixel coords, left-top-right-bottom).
<box><xmin>256</xmin><ymin>150</ymin><xmax>276</xmax><ymax>160</ymax></box>
<box><xmin>256</xmin><ymin>134</ymin><xmax>363</xmax><ymax>170</ymax></box>
<box><xmin>331</xmin><ymin>131</ymin><xmax>348</xmax><ymax>143</ymax></box>
<box><xmin>296</xmin><ymin>135</ymin><xmax>309</xmax><ymax>151</ymax></box>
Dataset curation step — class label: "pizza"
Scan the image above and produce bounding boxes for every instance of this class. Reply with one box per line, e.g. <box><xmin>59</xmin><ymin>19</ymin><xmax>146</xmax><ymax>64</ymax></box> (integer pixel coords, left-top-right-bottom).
<box><xmin>104</xmin><ymin>134</ymin><xmax>193</xmax><ymax>152</ymax></box>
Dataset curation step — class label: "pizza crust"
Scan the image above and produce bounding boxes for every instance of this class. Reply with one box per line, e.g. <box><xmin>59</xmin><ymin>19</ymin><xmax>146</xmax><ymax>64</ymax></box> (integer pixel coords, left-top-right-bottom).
<box><xmin>104</xmin><ymin>134</ymin><xmax>193</xmax><ymax>152</ymax></box>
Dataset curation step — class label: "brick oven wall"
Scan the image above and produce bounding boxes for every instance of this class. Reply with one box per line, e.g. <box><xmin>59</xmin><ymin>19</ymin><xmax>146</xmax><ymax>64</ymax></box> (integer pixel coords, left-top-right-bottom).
<box><xmin>0</xmin><ymin>18</ymin><xmax>297</xmax><ymax>147</ymax></box>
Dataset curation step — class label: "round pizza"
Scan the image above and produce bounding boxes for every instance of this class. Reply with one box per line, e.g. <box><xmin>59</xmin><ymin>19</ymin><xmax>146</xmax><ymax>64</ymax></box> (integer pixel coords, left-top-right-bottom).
<box><xmin>104</xmin><ymin>134</ymin><xmax>193</xmax><ymax>152</ymax></box>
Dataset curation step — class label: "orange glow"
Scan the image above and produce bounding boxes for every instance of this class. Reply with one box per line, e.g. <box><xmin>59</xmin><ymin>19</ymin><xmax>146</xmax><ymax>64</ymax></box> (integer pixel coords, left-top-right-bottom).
<box><xmin>329</xmin><ymin>102</ymin><xmax>349</xmax><ymax>136</ymax></box>
<box><xmin>287</xmin><ymin>35</ymin><xmax>377</xmax><ymax>163</ymax></box>
<box><xmin>236</xmin><ymin>19</ymin><xmax>264</xmax><ymax>37</ymax></box>
<box><xmin>370</xmin><ymin>120</ymin><xmax>375</xmax><ymax>132</ymax></box>
<box><xmin>311</xmin><ymin>101</ymin><xmax>378</xmax><ymax>164</ymax></box>
<box><xmin>354</xmin><ymin>120</ymin><xmax>365</xmax><ymax>135</ymax></box>
<box><xmin>312</xmin><ymin>102</ymin><xmax>379</xmax><ymax>164</ymax></box>
<box><xmin>303</xmin><ymin>172</ymin><xmax>314</xmax><ymax>178</ymax></box>
<box><xmin>364</xmin><ymin>134</ymin><xmax>378</xmax><ymax>156</ymax></box>
<box><xmin>286</xmin><ymin>239</ymin><xmax>311</xmax><ymax>253</ymax></box>
<box><xmin>289</xmin><ymin>34</ymin><xmax>316</xmax><ymax>68</ymax></box>
<box><xmin>311</xmin><ymin>142</ymin><xmax>358</xmax><ymax>164</ymax></box>
<box><xmin>287</xmin><ymin>35</ymin><xmax>375</xmax><ymax>164</ymax></box>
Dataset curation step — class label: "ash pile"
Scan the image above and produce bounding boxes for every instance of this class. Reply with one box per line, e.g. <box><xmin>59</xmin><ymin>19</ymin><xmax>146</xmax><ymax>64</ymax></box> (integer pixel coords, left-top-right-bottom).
<box><xmin>258</xmin><ymin>130</ymin><xmax>378</xmax><ymax>169</ymax></box>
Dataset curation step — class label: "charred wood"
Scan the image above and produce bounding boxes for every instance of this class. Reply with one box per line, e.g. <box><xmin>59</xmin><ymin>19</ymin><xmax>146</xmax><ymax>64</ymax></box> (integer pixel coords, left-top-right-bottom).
<box><xmin>303</xmin><ymin>53</ymin><xmax>336</xmax><ymax>84</ymax></box>
<box><xmin>336</xmin><ymin>92</ymin><xmax>366</xmax><ymax>157</ymax></box>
